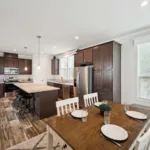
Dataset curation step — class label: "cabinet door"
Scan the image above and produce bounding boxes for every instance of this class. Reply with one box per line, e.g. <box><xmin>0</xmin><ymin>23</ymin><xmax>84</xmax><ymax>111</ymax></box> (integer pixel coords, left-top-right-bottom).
<box><xmin>98</xmin><ymin>90</ymin><xmax>113</xmax><ymax>101</ymax></box>
<box><xmin>101</xmin><ymin>43</ymin><xmax>113</xmax><ymax>70</ymax></box>
<box><xmin>93</xmin><ymin>43</ymin><xmax>113</xmax><ymax>70</ymax></box>
<box><xmin>5</xmin><ymin>58</ymin><xmax>13</xmax><ymax>67</ymax></box>
<box><xmin>13</xmin><ymin>58</ymin><xmax>19</xmax><ymax>68</ymax></box>
<box><xmin>0</xmin><ymin>83</ymin><xmax>4</xmax><ymax>98</ymax></box>
<box><xmin>93</xmin><ymin>46</ymin><xmax>103</xmax><ymax>70</ymax></box>
<box><xmin>27</xmin><ymin>59</ymin><xmax>32</xmax><ymax>74</ymax></box>
<box><xmin>94</xmin><ymin>70</ymin><xmax>112</xmax><ymax>91</ymax></box>
<box><xmin>74</xmin><ymin>51</ymin><xmax>84</xmax><ymax>67</ymax></box>
<box><xmin>19</xmin><ymin>59</ymin><xmax>25</xmax><ymax>74</ymax></box>
<box><xmin>0</xmin><ymin>57</ymin><xmax>4</xmax><ymax>74</ymax></box>
<box><xmin>83</xmin><ymin>48</ymin><xmax>93</xmax><ymax>64</ymax></box>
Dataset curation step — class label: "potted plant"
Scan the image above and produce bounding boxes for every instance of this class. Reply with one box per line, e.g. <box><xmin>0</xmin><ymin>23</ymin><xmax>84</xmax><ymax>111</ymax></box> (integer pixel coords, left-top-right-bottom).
<box><xmin>98</xmin><ymin>104</ymin><xmax>112</xmax><ymax>116</ymax></box>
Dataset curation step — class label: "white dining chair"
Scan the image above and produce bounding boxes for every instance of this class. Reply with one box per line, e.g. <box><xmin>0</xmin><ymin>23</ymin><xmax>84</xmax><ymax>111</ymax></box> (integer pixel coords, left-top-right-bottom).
<box><xmin>56</xmin><ymin>97</ymin><xmax>79</xmax><ymax>116</ymax></box>
<box><xmin>83</xmin><ymin>92</ymin><xmax>99</xmax><ymax>107</ymax></box>
<box><xmin>135</xmin><ymin>127</ymin><xmax>150</xmax><ymax>150</ymax></box>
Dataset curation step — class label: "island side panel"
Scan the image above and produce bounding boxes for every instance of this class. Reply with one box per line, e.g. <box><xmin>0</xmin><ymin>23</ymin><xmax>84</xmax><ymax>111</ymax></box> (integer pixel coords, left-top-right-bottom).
<box><xmin>34</xmin><ymin>90</ymin><xmax>58</xmax><ymax>119</ymax></box>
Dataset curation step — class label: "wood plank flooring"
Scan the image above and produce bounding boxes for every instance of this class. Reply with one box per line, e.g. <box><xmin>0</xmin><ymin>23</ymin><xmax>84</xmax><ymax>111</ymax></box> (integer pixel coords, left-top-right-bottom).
<box><xmin>0</xmin><ymin>97</ymin><xmax>49</xmax><ymax>150</ymax></box>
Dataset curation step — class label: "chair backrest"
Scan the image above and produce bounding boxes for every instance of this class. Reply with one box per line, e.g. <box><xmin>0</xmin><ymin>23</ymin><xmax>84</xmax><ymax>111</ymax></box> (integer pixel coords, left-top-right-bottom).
<box><xmin>56</xmin><ymin>97</ymin><xmax>79</xmax><ymax>116</ymax></box>
<box><xmin>135</xmin><ymin>128</ymin><xmax>150</xmax><ymax>150</ymax></box>
<box><xmin>83</xmin><ymin>92</ymin><xmax>98</xmax><ymax>107</ymax></box>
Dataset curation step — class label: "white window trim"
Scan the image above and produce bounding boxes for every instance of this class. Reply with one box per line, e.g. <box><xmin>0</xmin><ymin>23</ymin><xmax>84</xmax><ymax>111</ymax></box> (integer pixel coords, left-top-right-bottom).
<box><xmin>135</xmin><ymin>36</ymin><xmax>150</xmax><ymax>102</ymax></box>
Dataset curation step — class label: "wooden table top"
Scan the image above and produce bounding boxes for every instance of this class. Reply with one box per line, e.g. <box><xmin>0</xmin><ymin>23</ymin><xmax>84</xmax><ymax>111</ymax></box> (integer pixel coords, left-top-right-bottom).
<box><xmin>47</xmin><ymin>102</ymin><xmax>150</xmax><ymax>150</ymax></box>
<box><xmin>13</xmin><ymin>83</ymin><xmax>59</xmax><ymax>93</ymax></box>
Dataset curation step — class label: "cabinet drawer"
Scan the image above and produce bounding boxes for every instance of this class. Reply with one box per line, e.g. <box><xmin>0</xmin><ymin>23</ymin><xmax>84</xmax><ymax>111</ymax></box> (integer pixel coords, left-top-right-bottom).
<box><xmin>47</xmin><ymin>125</ymin><xmax>73</xmax><ymax>150</ymax></box>
<box><xmin>97</xmin><ymin>90</ymin><xmax>113</xmax><ymax>101</ymax></box>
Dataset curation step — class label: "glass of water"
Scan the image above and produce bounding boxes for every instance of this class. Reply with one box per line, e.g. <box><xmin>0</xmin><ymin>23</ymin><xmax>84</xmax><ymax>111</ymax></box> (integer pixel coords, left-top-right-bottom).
<box><xmin>124</xmin><ymin>101</ymin><xmax>130</xmax><ymax>112</ymax></box>
<box><xmin>104</xmin><ymin>111</ymin><xmax>111</xmax><ymax>124</ymax></box>
<box><xmin>82</xmin><ymin>109</ymin><xmax>88</xmax><ymax>122</ymax></box>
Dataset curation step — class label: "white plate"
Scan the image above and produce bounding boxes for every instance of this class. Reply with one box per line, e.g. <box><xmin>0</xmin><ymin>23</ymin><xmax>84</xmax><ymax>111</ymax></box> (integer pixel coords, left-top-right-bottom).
<box><xmin>126</xmin><ymin>111</ymin><xmax>147</xmax><ymax>120</ymax></box>
<box><xmin>71</xmin><ymin>110</ymin><xmax>88</xmax><ymax>118</ymax></box>
<box><xmin>94</xmin><ymin>102</ymin><xmax>103</xmax><ymax>107</ymax></box>
<box><xmin>101</xmin><ymin>124</ymin><xmax>128</xmax><ymax>141</ymax></box>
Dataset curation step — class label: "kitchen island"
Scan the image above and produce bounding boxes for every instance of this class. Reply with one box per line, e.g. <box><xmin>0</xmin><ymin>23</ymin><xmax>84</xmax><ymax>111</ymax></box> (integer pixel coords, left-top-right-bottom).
<box><xmin>14</xmin><ymin>83</ymin><xmax>59</xmax><ymax>119</ymax></box>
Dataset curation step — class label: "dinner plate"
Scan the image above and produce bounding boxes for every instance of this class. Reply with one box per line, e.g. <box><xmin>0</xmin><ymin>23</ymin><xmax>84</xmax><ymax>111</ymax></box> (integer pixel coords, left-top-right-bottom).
<box><xmin>101</xmin><ymin>124</ymin><xmax>128</xmax><ymax>141</ymax></box>
<box><xmin>94</xmin><ymin>102</ymin><xmax>103</xmax><ymax>107</ymax></box>
<box><xmin>126</xmin><ymin>111</ymin><xmax>147</xmax><ymax>120</ymax></box>
<box><xmin>71</xmin><ymin>110</ymin><xmax>88</xmax><ymax>118</ymax></box>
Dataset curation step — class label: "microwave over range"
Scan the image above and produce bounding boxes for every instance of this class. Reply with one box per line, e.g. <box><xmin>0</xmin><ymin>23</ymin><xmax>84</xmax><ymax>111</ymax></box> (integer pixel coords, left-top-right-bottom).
<box><xmin>4</xmin><ymin>67</ymin><xmax>19</xmax><ymax>75</ymax></box>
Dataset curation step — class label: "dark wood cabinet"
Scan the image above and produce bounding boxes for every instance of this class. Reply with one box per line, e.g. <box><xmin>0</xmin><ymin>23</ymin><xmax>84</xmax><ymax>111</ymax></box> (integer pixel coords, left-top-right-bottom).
<box><xmin>0</xmin><ymin>57</ymin><xmax>4</xmax><ymax>74</ymax></box>
<box><xmin>93</xmin><ymin>41</ymin><xmax>121</xmax><ymax>103</ymax></box>
<box><xmin>27</xmin><ymin>59</ymin><xmax>32</xmax><ymax>74</ymax></box>
<box><xmin>19</xmin><ymin>59</ymin><xmax>32</xmax><ymax>74</ymax></box>
<box><xmin>83</xmin><ymin>48</ymin><xmax>93</xmax><ymax>64</ymax></box>
<box><xmin>51</xmin><ymin>59</ymin><xmax>59</xmax><ymax>75</ymax></box>
<box><xmin>75</xmin><ymin>51</ymin><xmax>84</xmax><ymax>67</ymax></box>
<box><xmin>5</xmin><ymin>58</ymin><xmax>19</xmax><ymax>68</ymax></box>
<box><xmin>4</xmin><ymin>52</ymin><xmax>18</xmax><ymax>58</ymax></box>
<box><xmin>0</xmin><ymin>83</ymin><xmax>4</xmax><ymax>98</ymax></box>
<box><xmin>75</xmin><ymin>48</ymin><xmax>93</xmax><ymax>67</ymax></box>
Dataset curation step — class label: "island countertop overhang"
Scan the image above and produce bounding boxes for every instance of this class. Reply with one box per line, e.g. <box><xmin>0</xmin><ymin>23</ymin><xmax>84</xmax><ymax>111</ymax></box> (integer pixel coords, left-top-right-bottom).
<box><xmin>13</xmin><ymin>83</ymin><xmax>60</xmax><ymax>94</ymax></box>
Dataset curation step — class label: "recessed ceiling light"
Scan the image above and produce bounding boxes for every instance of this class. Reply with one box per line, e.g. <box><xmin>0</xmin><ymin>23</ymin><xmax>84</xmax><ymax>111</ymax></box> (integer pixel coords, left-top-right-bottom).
<box><xmin>141</xmin><ymin>0</ymin><xmax>148</xmax><ymax>6</ymax></box>
<box><xmin>75</xmin><ymin>36</ymin><xmax>79</xmax><ymax>40</ymax></box>
<box><xmin>53</xmin><ymin>46</ymin><xmax>56</xmax><ymax>49</ymax></box>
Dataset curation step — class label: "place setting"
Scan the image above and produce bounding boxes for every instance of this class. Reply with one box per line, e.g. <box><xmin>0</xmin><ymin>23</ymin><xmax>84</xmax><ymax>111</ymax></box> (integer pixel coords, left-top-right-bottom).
<box><xmin>70</xmin><ymin>109</ymin><xmax>89</xmax><ymax>122</ymax></box>
<box><xmin>124</xmin><ymin>101</ymin><xmax>148</xmax><ymax>122</ymax></box>
<box><xmin>98</xmin><ymin>103</ymin><xmax>129</xmax><ymax>147</ymax></box>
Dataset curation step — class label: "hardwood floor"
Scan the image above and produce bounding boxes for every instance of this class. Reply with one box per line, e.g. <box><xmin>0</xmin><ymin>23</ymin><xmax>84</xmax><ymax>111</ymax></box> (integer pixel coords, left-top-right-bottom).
<box><xmin>0</xmin><ymin>97</ymin><xmax>49</xmax><ymax>150</ymax></box>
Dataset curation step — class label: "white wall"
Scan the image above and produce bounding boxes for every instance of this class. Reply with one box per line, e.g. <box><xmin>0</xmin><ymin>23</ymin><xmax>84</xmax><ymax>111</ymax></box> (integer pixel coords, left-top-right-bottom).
<box><xmin>32</xmin><ymin>54</ymin><xmax>53</xmax><ymax>84</ymax></box>
<box><xmin>116</xmin><ymin>29</ymin><xmax>150</xmax><ymax>107</ymax></box>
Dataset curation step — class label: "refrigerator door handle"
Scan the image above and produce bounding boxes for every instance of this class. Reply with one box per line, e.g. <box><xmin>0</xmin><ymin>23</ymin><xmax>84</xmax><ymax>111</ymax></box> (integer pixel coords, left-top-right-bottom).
<box><xmin>77</xmin><ymin>72</ymin><xmax>80</xmax><ymax>89</ymax></box>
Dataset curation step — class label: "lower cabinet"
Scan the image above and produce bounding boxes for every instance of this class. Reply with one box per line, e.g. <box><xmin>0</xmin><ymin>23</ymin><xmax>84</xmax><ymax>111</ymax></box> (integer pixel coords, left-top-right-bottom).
<box><xmin>47</xmin><ymin>82</ymin><xmax>73</xmax><ymax>99</ymax></box>
<box><xmin>47</xmin><ymin>125</ymin><xmax>73</xmax><ymax>150</ymax></box>
<box><xmin>0</xmin><ymin>83</ymin><xmax>4</xmax><ymax>98</ymax></box>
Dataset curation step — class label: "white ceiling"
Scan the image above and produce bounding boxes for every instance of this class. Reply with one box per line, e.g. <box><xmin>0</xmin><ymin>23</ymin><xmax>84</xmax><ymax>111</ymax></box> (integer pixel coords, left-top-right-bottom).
<box><xmin>0</xmin><ymin>0</ymin><xmax>150</xmax><ymax>55</ymax></box>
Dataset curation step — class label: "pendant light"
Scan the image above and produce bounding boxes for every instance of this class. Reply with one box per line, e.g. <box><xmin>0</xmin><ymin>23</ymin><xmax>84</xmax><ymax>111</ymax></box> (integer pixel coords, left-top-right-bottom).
<box><xmin>37</xmin><ymin>35</ymin><xmax>41</xmax><ymax>70</ymax></box>
<box><xmin>24</xmin><ymin>47</ymin><xmax>28</xmax><ymax>71</ymax></box>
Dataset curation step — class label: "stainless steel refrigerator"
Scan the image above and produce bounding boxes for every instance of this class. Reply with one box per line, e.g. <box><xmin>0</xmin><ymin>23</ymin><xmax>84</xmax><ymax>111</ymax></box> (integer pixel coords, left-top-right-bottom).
<box><xmin>74</xmin><ymin>66</ymin><xmax>93</xmax><ymax>107</ymax></box>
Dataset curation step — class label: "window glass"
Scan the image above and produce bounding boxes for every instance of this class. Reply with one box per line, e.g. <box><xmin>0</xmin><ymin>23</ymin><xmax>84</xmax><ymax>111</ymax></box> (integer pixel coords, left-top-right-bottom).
<box><xmin>138</xmin><ymin>42</ymin><xmax>150</xmax><ymax>100</ymax></box>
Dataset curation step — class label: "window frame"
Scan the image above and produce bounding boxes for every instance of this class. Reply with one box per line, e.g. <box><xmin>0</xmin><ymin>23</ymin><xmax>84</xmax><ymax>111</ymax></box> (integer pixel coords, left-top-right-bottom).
<box><xmin>60</xmin><ymin>55</ymin><xmax>74</xmax><ymax>80</ymax></box>
<box><xmin>137</xmin><ymin>43</ymin><xmax>150</xmax><ymax>102</ymax></box>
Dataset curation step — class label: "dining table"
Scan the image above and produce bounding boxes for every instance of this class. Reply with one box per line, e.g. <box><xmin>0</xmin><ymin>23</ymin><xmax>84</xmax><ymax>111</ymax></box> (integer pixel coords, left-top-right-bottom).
<box><xmin>46</xmin><ymin>102</ymin><xmax>150</xmax><ymax>150</ymax></box>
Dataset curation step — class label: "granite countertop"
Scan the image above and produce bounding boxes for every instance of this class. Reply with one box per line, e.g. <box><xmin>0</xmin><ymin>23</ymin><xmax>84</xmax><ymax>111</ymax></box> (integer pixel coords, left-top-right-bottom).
<box><xmin>18</xmin><ymin>79</ymin><xmax>33</xmax><ymax>83</ymax></box>
<box><xmin>13</xmin><ymin>83</ymin><xmax>59</xmax><ymax>93</ymax></box>
<box><xmin>47</xmin><ymin>79</ymin><xmax>73</xmax><ymax>86</ymax></box>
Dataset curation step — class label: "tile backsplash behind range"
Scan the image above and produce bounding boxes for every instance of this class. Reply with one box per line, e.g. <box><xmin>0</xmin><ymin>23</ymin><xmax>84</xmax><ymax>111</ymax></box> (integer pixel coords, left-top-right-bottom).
<box><xmin>0</xmin><ymin>75</ymin><xmax>33</xmax><ymax>81</ymax></box>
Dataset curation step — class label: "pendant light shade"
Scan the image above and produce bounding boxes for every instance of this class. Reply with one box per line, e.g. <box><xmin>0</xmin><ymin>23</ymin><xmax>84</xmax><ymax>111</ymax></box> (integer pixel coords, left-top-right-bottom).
<box><xmin>24</xmin><ymin>47</ymin><xmax>28</xmax><ymax>71</ymax></box>
<box><xmin>37</xmin><ymin>36</ymin><xmax>41</xmax><ymax>70</ymax></box>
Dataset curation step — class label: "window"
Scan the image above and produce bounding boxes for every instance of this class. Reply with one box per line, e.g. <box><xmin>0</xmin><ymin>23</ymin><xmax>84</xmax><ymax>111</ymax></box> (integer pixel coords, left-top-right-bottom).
<box><xmin>60</xmin><ymin>55</ymin><xmax>74</xmax><ymax>80</ymax></box>
<box><xmin>138</xmin><ymin>42</ymin><xmax>150</xmax><ymax>100</ymax></box>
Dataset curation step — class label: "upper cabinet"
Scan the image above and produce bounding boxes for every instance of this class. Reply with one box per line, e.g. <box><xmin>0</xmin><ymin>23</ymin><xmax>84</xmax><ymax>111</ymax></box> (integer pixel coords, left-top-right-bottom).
<box><xmin>74</xmin><ymin>48</ymin><xmax>93</xmax><ymax>67</ymax></box>
<box><xmin>51</xmin><ymin>58</ymin><xmax>59</xmax><ymax>75</ymax></box>
<box><xmin>19</xmin><ymin>59</ymin><xmax>32</xmax><ymax>74</ymax></box>
<box><xmin>0</xmin><ymin>57</ymin><xmax>4</xmax><ymax>74</ymax></box>
<box><xmin>83</xmin><ymin>48</ymin><xmax>93</xmax><ymax>64</ymax></box>
<box><xmin>74</xmin><ymin>51</ymin><xmax>84</xmax><ymax>67</ymax></box>
<box><xmin>5</xmin><ymin>58</ymin><xmax>19</xmax><ymax>68</ymax></box>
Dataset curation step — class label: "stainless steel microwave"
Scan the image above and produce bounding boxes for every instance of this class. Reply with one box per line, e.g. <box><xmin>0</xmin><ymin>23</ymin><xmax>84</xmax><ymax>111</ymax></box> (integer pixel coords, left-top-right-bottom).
<box><xmin>4</xmin><ymin>67</ymin><xmax>19</xmax><ymax>75</ymax></box>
